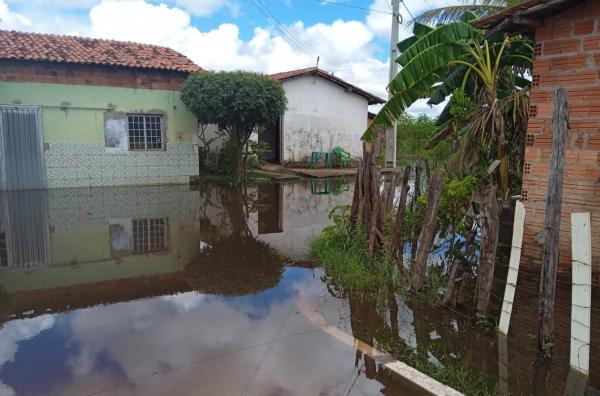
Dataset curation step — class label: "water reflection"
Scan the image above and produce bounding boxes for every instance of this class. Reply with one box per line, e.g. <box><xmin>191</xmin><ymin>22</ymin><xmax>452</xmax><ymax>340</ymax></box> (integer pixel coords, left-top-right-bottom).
<box><xmin>0</xmin><ymin>181</ymin><xmax>597</xmax><ymax>395</ymax></box>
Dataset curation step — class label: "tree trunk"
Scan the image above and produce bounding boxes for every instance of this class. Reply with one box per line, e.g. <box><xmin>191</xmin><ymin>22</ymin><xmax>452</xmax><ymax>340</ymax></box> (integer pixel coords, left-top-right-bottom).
<box><xmin>442</xmin><ymin>259</ymin><xmax>461</xmax><ymax>307</ymax></box>
<box><xmin>390</xmin><ymin>166</ymin><xmax>411</xmax><ymax>263</ymax></box>
<box><xmin>474</xmin><ymin>184</ymin><xmax>499</xmax><ymax>316</ymax></box>
<box><xmin>235</xmin><ymin>140</ymin><xmax>245</xmax><ymax>185</ymax></box>
<box><xmin>411</xmin><ymin>172</ymin><xmax>444</xmax><ymax>291</ymax></box>
<box><xmin>350</xmin><ymin>126</ymin><xmax>385</xmax><ymax>255</ymax></box>
<box><xmin>539</xmin><ymin>88</ymin><xmax>568</xmax><ymax>354</ymax></box>
<box><xmin>457</xmin><ymin>269</ymin><xmax>471</xmax><ymax>307</ymax></box>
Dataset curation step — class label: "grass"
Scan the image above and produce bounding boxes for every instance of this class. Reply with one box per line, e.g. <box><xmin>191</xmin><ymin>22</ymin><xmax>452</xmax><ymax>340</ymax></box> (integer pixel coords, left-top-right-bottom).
<box><xmin>309</xmin><ymin>219</ymin><xmax>498</xmax><ymax>396</ymax></box>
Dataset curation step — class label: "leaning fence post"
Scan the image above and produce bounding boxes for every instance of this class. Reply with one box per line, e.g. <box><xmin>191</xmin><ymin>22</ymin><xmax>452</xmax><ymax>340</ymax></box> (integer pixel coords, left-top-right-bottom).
<box><xmin>499</xmin><ymin>200</ymin><xmax>525</xmax><ymax>335</ymax></box>
<box><xmin>570</xmin><ymin>212</ymin><xmax>592</xmax><ymax>375</ymax></box>
<box><xmin>539</xmin><ymin>87</ymin><xmax>568</xmax><ymax>354</ymax></box>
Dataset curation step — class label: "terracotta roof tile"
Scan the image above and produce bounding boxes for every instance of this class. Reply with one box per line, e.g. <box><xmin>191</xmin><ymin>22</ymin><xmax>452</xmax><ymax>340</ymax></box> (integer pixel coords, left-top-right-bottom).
<box><xmin>0</xmin><ymin>30</ymin><xmax>202</xmax><ymax>73</ymax></box>
<box><xmin>271</xmin><ymin>67</ymin><xmax>385</xmax><ymax>105</ymax></box>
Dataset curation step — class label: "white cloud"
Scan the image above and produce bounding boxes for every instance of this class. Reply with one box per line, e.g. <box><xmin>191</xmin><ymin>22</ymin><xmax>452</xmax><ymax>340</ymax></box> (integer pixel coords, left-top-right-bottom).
<box><xmin>6</xmin><ymin>0</ymin><xmax>446</xmax><ymax>116</ymax></box>
<box><xmin>0</xmin><ymin>314</ymin><xmax>56</xmax><ymax>396</ymax></box>
<box><xmin>174</xmin><ymin>0</ymin><xmax>239</xmax><ymax>17</ymax></box>
<box><xmin>0</xmin><ymin>0</ymin><xmax>32</xmax><ymax>29</ymax></box>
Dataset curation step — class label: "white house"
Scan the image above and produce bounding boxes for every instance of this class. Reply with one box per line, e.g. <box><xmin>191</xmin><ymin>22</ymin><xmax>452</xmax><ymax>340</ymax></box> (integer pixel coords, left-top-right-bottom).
<box><xmin>263</xmin><ymin>67</ymin><xmax>385</xmax><ymax>166</ymax></box>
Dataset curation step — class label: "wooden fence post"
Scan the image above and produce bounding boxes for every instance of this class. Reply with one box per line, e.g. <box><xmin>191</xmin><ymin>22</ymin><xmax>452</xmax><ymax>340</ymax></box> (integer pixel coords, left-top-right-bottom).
<box><xmin>475</xmin><ymin>184</ymin><xmax>499</xmax><ymax>315</ymax></box>
<box><xmin>539</xmin><ymin>87</ymin><xmax>568</xmax><ymax>353</ymax></box>
<box><xmin>411</xmin><ymin>171</ymin><xmax>443</xmax><ymax>291</ymax></box>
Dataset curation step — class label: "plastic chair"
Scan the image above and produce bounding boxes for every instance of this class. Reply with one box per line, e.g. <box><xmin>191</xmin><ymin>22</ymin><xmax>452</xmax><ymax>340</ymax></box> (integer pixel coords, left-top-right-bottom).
<box><xmin>333</xmin><ymin>146</ymin><xmax>351</xmax><ymax>168</ymax></box>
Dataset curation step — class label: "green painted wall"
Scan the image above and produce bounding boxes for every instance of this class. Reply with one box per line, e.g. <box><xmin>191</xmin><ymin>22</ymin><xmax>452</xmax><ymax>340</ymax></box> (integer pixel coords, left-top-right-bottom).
<box><xmin>0</xmin><ymin>82</ymin><xmax>197</xmax><ymax>144</ymax></box>
<box><xmin>0</xmin><ymin>221</ymin><xmax>199</xmax><ymax>293</ymax></box>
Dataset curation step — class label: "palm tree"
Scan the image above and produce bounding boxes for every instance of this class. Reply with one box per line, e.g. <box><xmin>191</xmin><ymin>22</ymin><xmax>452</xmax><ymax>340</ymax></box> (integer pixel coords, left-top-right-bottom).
<box><xmin>413</xmin><ymin>0</ymin><xmax>524</xmax><ymax>26</ymax></box>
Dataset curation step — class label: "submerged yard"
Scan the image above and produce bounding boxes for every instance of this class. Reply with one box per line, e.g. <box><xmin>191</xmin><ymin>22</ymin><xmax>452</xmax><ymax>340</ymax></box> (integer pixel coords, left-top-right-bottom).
<box><xmin>0</xmin><ymin>180</ymin><xmax>597</xmax><ymax>395</ymax></box>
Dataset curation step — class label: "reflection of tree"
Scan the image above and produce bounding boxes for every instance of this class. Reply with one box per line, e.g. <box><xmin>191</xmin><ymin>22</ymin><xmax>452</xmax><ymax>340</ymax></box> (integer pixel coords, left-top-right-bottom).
<box><xmin>0</xmin><ymin>286</ymin><xmax>11</xmax><ymax>327</ymax></box>
<box><xmin>346</xmin><ymin>292</ymin><xmax>498</xmax><ymax>394</ymax></box>
<box><xmin>186</xmin><ymin>184</ymin><xmax>286</xmax><ymax>296</ymax></box>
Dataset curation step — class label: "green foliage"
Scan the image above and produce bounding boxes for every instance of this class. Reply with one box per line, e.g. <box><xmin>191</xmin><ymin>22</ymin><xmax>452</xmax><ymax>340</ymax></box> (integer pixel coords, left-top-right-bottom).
<box><xmin>310</xmin><ymin>206</ymin><xmax>399</xmax><ymax>294</ymax></box>
<box><xmin>396</xmin><ymin>113</ymin><xmax>453</xmax><ymax>164</ymax></box>
<box><xmin>247</xmin><ymin>140</ymin><xmax>271</xmax><ymax>169</ymax></box>
<box><xmin>181</xmin><ymin>71</ymin><xmax>287</xmax><ymax>132</ymax></box>
<box><xmin>181</xmin><ymin>71</ymin><xmax>287</xmax><ymax>182</ymax></box>
<box><xmin>437</xmin><ymin>175</ymin><xmax>479</xmax><ymax>235</ymax></box>
<box><xmin>363</xmin><ymin>21</ymin><xmax>482</xmax><ymax>141</ymax></box>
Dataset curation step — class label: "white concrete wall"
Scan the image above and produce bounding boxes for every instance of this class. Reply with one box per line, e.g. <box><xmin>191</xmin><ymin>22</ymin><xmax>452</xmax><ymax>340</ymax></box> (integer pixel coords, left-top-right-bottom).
<box><xmin>281</xmin><ymin>74</ymin><xmax>367</xmax><ymax>165</ymax></box>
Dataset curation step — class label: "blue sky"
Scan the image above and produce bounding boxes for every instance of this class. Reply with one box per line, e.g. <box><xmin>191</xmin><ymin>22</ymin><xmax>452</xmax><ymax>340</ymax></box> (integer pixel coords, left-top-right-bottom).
<box><xmin>0</xmin><ymin>0</ymin><xmax>454</xmax><ymax>114</ymax></box>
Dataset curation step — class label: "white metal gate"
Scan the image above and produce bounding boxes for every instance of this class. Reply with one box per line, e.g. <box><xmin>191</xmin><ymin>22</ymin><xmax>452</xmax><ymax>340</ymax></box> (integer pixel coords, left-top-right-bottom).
<box><xmin>0</xmin><ymin>105</ymin><xmax>46</xmax><ymax>190</ymax></box>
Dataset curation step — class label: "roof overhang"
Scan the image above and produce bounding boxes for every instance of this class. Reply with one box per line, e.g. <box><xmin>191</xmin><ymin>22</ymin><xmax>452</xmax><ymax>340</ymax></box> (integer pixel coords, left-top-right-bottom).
<box><xmin>474</xmin><ymin>0</ymin><xmax>587</xmax><ymax>35</ymax></box>
<box><xmin>271</xmin><ymin>67</ymin><xmax>386</xmax><ymax>105</ymax></box>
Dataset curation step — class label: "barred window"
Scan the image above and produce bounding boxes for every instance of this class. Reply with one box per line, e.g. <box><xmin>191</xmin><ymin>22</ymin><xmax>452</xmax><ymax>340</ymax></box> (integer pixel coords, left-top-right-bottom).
<box><xmin>128</xmin><ymin>114</ymin><xmax>164</xmax><ymax>150</ymax></box>
<box><xmin>0</xmin><ymin>232</ymin><xmax>7</xmax><ymax>268</ymax></box>
<box><xmin>132</xmin><ymin>218</ymin><xmax>167</xmax><ymax>254</ymax></box>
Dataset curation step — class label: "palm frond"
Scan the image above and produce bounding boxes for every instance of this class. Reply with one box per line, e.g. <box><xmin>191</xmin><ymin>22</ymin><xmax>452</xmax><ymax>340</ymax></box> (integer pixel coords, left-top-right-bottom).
<box><xmin>413</xmin><ymin>5</ymin><xmax>506</xmax><ymax>26</ymax></box>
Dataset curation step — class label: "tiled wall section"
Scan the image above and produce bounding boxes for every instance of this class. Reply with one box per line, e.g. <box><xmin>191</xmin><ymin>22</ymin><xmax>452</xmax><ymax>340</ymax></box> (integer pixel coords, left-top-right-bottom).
<box><xmin>48</xmin><ymin>185</ymin><xmax>200</xmax><ymax>232</ymax></box>
<box><xmin>45</xmin><ymin>143</ymin><xmax>199</xmax><ymax>188</ymax></box>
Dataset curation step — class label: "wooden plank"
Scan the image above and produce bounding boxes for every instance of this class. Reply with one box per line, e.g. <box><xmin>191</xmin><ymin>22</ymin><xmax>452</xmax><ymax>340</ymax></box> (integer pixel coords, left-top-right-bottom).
<box><xmin>498</xmin><ymin>201</ymin><xmax>525</xmax><ymax>334</ymax></box>
<box><xmin>570</xmin><ymin>212</ymin><xmax>591</xmax><ymax>375</ymax></box>
<box><xmin>539</xmin><ymin>88</ymin><xmax>568</xmax><ymax>352</ymax></box>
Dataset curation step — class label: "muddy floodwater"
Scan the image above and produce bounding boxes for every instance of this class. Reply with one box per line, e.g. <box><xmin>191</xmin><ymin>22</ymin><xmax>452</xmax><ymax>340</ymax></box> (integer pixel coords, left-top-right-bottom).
<box><xmin>0</xmin><ymin>180</ymin><xmax>598</xmax><ymax>396</ymax></box>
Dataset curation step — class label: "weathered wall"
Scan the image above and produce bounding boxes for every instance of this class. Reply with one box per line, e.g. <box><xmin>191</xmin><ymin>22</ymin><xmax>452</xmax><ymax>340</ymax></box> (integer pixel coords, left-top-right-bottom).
<box><xmin>521</xmin><ymin>0</ymin><xmax>600</xmax><ymax>276</ymax></box>
<box><xmin>0</xmin><ymin>78</ymin><xmax>199</xmax><ymax>188</ymax></box>
<box><xmin>281</xmin><ymin>75</ymin><xmax>367</xmax><ymax>165</ymax></box>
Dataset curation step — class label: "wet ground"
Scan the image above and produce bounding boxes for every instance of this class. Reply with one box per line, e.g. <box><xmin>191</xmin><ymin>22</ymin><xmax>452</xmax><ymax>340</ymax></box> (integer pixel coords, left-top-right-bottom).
<box><xmin>0</xmin><ymin>180</ymin><xmax>598</xmax><ymax>396</ymax></box>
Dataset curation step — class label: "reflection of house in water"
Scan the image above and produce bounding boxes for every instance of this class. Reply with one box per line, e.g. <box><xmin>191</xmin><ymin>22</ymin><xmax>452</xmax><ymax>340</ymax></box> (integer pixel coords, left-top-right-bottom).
<box><xmin>0</xmin><ymin>191</ymin><xmax>50</xmax><ymax>270</ymax></box>
<box><xmin>250</xmin><ymin>180</ymin><xmax>354</xmax><ymax>258</ymax></box>
<box><xmin>0</xmin><ymin>186</ymin><xmax>202</xmax><ymax>299</ymax></box>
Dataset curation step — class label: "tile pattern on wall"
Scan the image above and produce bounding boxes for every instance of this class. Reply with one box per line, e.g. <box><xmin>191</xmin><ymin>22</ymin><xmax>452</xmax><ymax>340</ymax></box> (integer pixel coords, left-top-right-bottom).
<box><xmin>48</xmin><ymin>185</ymin><xmax>200</xmax><ymax>232</ymax></box>
<box><xmin>45</xmin><ymin>143</ymin><xmax>199</xmax><ymax>189</ymax></box>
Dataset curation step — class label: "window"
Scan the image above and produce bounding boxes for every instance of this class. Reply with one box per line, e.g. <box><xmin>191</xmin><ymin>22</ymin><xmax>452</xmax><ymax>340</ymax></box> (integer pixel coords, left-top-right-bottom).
<box><xmin>128</xmin><ymin>114</ymin><xmax>164</xmax><ymax>150</ymax></box>
<box><xmin>0</xmin><ymin>232</ymin><xmax>7</xmax><ymax>268</ymax></box>
<box><xmin>132</xmin><ymin>218</ymin><xmax>167</xmax><ymax>254</ymax></box>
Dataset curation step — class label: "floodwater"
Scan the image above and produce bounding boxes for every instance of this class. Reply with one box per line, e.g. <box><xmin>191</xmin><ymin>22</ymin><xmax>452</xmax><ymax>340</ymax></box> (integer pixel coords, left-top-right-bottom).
<box><xmin>0</xmin><ymin>180</ymin><xmax>598</xmax><ymax>396</ymax></box>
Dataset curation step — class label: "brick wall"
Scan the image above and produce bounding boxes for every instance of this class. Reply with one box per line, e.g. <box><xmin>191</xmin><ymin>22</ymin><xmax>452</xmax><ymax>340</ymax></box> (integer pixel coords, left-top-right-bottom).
<box><xmin>521</xmin><ymin>0</ymin><xmax>600</xmax><ymax>278</ymax></box>
<box><xmin>0</xmin><ymin>59</ymin><xmax>189</xmax><ymax>90</ymax></box>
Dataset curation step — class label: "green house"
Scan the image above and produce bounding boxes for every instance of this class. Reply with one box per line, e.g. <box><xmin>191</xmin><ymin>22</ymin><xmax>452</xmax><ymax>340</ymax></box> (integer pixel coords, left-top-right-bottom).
<box><xmin>0</xmin><ymin>30</ymin><xmax>202</xmax><ymax>190</ymax></box>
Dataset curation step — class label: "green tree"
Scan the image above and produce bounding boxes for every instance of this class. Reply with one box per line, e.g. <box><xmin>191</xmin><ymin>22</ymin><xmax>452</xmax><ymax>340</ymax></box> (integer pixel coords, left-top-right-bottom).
<box><xmin>181</xmin><ymin>71</ymin><xmax>287</xmax><ymax>184</ymax></box>
<box><xmin>364</xmin><ymin>16</ymin><xmax>532</xmax><ymax>198</ymax></box>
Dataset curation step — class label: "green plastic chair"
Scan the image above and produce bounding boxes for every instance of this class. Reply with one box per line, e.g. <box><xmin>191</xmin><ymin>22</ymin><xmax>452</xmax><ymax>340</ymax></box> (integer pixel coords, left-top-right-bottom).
<box><xmin>333</xmin><ymin>146</ymin><xmax>351</xmax><ymax>168</ymax></box>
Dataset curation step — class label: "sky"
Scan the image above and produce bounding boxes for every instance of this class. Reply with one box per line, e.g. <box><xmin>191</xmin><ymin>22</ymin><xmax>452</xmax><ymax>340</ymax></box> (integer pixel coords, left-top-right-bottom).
<box><xmin>0</xmin><ymin>0</ymin><xmax>454</xmax><ymax>115</ymax></box>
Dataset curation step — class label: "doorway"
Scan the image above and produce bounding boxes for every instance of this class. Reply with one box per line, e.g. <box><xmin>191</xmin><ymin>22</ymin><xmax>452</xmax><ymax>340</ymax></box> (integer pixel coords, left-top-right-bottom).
<box><xmin>259</xmin><ymin>117</ymin><xmax>281</xmax><ymax>164</ymax></box>
<box><xmin>0</xmin><ymin>105</ymin><xmax>46</xmax><ymax>190</ymax></box>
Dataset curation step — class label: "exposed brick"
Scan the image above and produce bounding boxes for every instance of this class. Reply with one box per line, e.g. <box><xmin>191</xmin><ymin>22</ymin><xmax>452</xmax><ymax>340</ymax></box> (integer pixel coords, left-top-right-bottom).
<box><xmin>0</xmin><ymin>59</ymin><xmax>189</xmax><ymax>90</ymax></box>
<box><xmin>574</xmin><ymin>19</ymin><xmax>595</xmax><ymax>36</ymax></box>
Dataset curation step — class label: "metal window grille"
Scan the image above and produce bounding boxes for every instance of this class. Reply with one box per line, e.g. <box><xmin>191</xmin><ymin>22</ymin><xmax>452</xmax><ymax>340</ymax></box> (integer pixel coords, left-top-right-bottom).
<box><xmin>0</xmin><ymin>232</ymin><xmax>7</xmax><ymax>268</ymax></box>
<box><xmin>127</xmin><ymin>114</ymin><xmax>163</xmax><ymax>150</ymax></box>
<box><xmin>132</xmin><ymin>218</ymin><xmax>167</xmax><ymax>254</ymax></box>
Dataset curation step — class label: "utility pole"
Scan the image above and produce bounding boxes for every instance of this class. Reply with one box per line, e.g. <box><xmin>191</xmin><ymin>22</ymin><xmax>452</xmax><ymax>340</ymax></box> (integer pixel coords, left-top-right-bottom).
<box><xmin>385</xmin><ymin>0</ymin><xmax>400</xmax><ymax>168</ymax></box>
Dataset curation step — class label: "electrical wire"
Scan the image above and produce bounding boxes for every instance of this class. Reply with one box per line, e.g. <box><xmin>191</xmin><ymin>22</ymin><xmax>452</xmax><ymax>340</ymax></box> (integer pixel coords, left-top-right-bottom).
<box><xmin>251</xmin><ymin>0</ymin><xmax>318</xmax><ymax>58</ymax></box>
<box><xmin>400</xmin><ymin>0</ymin><xmax>415</xmax><ymax>21</ymax></box>
<box><xmin>313</xmin><ymin>0</ymin><xmax>392</xmax><ymax>15</ymax></box>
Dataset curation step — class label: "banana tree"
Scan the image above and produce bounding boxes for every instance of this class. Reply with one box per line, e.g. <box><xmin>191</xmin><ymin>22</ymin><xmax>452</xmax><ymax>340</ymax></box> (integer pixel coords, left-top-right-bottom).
<box><xmin>413</xmin><ymin>0</ymin><xmax>524</xmax><ymax>26</ymax></box>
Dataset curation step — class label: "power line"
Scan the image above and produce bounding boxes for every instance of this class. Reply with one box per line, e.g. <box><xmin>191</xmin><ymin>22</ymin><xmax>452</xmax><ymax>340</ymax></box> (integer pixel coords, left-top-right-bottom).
<box><xmin>400</xmin><ymin>0</ymin><xmax>415</xmax><ymax>21</ymax></box>
<box><xmin>313</xmin><ymin>0</ymin><xmax>392</xmax><ymax>15</ymax></box>
<box><xmin>251</xmin><ymin>0</ymin><xmax>318</xmax><ymax>58</ymax></box>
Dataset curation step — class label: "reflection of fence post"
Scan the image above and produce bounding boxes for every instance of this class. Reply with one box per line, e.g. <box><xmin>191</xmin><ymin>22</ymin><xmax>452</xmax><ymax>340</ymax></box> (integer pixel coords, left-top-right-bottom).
<box><xmin>570</xmin><ymin>212</ymin><xmax>591</xmax><ymax>375</ymax></box>
<box><xmin>497</xmin><ymin>332</ymin><xmax>509</xmax><ymax>396</ymax></box>
<box><xmin>499</xmin><ymin>201</ymin><xmax>525</xmax><ymax>334</ymax></box>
